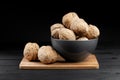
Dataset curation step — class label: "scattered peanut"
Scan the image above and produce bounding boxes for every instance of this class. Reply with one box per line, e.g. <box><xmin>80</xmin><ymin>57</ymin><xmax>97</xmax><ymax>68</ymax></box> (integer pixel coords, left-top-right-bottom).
<box><xmin>23</xmin><ymin>42</ymin><xmax>39</xmax><ymax>61</ymax></box>
<box><xmin>38</xmin><ymin>45</ymin><xmax>58</xmax><ymax>64</ymax></box>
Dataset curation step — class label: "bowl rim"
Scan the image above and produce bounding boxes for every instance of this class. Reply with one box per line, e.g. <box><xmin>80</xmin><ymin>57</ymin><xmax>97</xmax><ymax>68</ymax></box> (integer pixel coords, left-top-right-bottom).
<box><xmin>51</xmin><ymin>37</ymin><xmax>98</xmax><ymax>42</ymax></box>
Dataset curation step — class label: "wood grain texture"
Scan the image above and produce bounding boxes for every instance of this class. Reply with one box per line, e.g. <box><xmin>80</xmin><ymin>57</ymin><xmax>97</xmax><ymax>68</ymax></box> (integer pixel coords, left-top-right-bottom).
<box><xmin>1</xmin><ymin>49</ymin><xmax>120</xmax><ymax>80</ymax></box>
<box><xmin>19</xmin><ymin>54</ymin><xmax>99</xmax><ymax>69</ymax></box>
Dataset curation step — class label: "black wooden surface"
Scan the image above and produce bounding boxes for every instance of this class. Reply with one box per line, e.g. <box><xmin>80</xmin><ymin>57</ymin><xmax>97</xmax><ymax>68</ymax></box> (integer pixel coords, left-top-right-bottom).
<box><xmin>0</xmin><ymin>48</ymin><xmax>120</xmax><ymax>80</ymax></box>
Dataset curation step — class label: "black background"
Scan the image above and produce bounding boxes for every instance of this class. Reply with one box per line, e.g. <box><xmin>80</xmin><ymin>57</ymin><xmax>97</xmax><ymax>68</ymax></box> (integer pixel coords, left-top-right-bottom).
<box><xmin>0</xmin><ymin>1</ymin><xmax>119</xmax><ymax>50</ymax></box>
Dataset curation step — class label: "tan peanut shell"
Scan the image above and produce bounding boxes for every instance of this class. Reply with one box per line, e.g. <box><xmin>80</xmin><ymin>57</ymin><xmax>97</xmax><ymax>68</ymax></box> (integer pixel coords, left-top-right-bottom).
<box><xmin>86</xmin><ymin>24</ymin><xmax>100</xmax><ymax>39</ymax></box>
<box><xmin>51</xmin><ymin>29</ymin><xmax>60</xmax><ymax>39</ymax></box>
<box><xmin>77</xmin><ymin>37</ymin><xmax>88</xmax><ymax>41</ymax></box>
<box><xmin>38</xmin><ymin>46</ymin><xmax>58</xmax><ymax>64</ymax></box>
<box><xmin>59</xmin><ymin>28</ymin><xmax>76</xmax><ymax>40</ymax></box>
<box><xmin>23</xmin><ymin>42</ymin><xmax>39</xmax><ymax>61</ymax></box>
<box><xmin>70</xmin><ymin>18</ymin><xmax>89</xmax><ymax>37</ymax></box>
<box><xmin>50</xmin><ymin>23</ymin><xmax>64</xmax><ymax>32</ymax></box>
<box><xmin>62</xmin><ymin>12</ymin><xmax>79</xmax><ymax>29</ymax></box>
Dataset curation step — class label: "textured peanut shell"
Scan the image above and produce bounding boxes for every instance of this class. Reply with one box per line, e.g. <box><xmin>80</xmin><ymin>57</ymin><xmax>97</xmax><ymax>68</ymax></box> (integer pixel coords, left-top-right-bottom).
<box><xmin>59</xmin><ymin>28</ymin><xmax>76</xmax><ymax>40</ymax></box>
<box><xmin>86</xmin><ymin>24</ymin><xmax>100</xmax><ymax>39</ymax></box>
<box><xmin>51</xmin><ymin>29</ymin><xmax>60</xmax><ymax>39</ymax></box>
<box><xmin>70</xmin><ymin>18</ymin><xmax>89</xmax><ymax>37</ymax></box>
<box><xmin>38</xmin><ymin>46</ymin><xmax>58</xmax><ymax>64</ymax></box>
<box><xmin>23</xmin><ymin>42</ymin><xmax>39</xmax><ymax>61</ymax></box>
<box><xmin>62</xmin><ymin>12</ymin><xmax>79</xmax><ymax>29</ymax></box>
<box><xmin>77</xmin><ymin>37</ymin><xmax>88</xmax><ymax>41</ymax></box>
<box><xmin>50</xmin><ymin>23</ymin><xmax>64</xmax><ymax>32</ymax></box>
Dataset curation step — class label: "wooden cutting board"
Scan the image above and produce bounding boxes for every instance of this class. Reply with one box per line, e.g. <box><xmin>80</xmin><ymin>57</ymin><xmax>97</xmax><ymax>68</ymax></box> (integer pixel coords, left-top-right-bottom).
<box><xmin>19</xmin><ymin>54</ymin><xmax>99</xmax><ymax>69</ymax></box>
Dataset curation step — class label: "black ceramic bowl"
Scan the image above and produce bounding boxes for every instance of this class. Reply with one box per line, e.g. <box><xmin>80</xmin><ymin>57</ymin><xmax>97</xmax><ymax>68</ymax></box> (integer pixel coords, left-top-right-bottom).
<box><xmin>51</xmin><ymin>37</ymin><xmax>98</xmax><ymax>62</ymax></box>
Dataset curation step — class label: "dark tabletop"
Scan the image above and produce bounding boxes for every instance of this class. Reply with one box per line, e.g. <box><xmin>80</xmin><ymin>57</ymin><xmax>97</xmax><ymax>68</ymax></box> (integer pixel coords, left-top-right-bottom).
<box><xmin>0</xmin><ymin>47</ymin><xmax>120</xmax><ymax>80</ymax></box>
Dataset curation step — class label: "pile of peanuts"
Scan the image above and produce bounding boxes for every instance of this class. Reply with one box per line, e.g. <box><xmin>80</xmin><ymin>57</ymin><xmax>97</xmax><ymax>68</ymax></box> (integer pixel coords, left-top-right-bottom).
<box><xmin>23</xmin><ymin>12</ymin><xmax>100</xmax><ymax>64</ymax></box>
<box><xmin>51</xmin><ymin>12</ymin><xmax>100</xmax><ymax>40</ymax></box>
